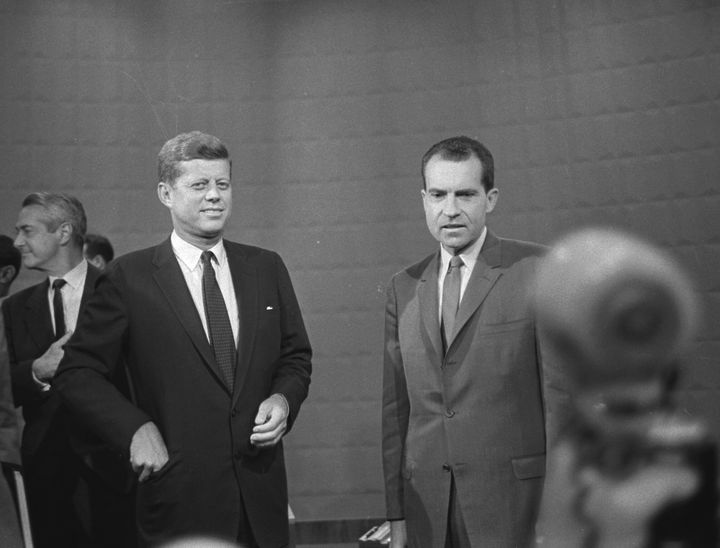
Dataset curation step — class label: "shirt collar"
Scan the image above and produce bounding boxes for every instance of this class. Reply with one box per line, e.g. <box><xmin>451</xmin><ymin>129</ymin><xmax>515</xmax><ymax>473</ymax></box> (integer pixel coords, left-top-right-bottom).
<box><xmin>49</xmin><ymin>259</ymin><xmax>87</xmax><ymax>291</ymax></box>
<box><xmin>440</xmin><ymin>226</ymin><xmax>488</xmax><ymax>273</ymax></box>
<box><xmin>171</xmin><ymin>230</ymin><xmax>227</xmax><ymax>271</ymax></box>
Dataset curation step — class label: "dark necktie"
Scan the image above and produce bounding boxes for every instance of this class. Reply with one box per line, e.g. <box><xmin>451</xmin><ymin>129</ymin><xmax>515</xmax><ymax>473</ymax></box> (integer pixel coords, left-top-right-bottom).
<box><xmin>201</xmin><ymin>251</ymin><xmax>236</xmax><ymax>389</ymax></box>
<box><xmin>52</xmin><ymin>278</ymin><xmax>67</xmax><ymax>340</ymax></box>
<box><xmin>441</xmin><ymin>256</ymin><xmax>464</xmax><ymax>352</ymax></box>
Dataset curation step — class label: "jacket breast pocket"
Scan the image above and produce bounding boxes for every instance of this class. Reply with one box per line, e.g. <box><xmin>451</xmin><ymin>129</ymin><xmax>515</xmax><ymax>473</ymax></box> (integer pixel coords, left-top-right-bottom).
<box><xmin>477</xmin><ymin>317</ymin><xmax>533</xmax><ymax>337</ymax></box>
<box><xmin>257</xmin><ymin>304</ymin><xmax>281</xmax><ymax>332</ymax></box>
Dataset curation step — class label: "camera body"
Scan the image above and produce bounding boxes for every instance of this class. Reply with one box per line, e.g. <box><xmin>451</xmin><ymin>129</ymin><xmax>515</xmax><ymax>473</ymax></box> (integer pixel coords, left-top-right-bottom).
<box><xmin>534</xmin><ymin>227</ymin><xmax>717</xmax><ymax>547</ymax></box>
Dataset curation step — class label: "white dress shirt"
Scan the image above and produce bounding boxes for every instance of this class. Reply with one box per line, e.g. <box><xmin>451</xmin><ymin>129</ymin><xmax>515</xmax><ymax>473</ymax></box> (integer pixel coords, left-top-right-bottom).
<box><xmin>170</xmin><ymin>231</ymin><xmax>240</xmax><ymax>345</ymax></box>
<box><xmin>437</xmin><ymin>226</ymin><xmax>488</xmax><ymax>320</ymax></box>
<box><xmin>36</xmin><ymin>259</ymin><xmax>88</xmax><ymax>389</ymax></box>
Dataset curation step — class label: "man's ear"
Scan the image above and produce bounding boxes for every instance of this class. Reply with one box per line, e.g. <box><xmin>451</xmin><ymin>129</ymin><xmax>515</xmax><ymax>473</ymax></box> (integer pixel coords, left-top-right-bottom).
<box><xmin>485</xmin><ymin>188</ymin><xmax>499</xmax><ymax>213</ymax></box>
<box><xmin>157</xmin><ymin>181</ymin><xmax>173</xmax><ymax>208</ymax></box>
<box><xmin>0</xmin><ymin>265</ymin><xmax>16</xmax><ymax>284</ymax></box>
<box><xmin>57</xmin><ymin>221</ymin><xmax>74</xmax><ymax>245</ymax></box>
<box><xmin>87</xmin><ymin>255</ymin><xmax>104</xmax><ymax>269</ymax></box>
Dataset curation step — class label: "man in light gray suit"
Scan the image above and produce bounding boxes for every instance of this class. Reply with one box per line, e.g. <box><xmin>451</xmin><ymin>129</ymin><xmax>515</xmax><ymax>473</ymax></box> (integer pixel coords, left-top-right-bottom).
<box><xmin>382</xmin><ymin>136</ymin><xmax>571</xmax><ymax>547</ymax></box>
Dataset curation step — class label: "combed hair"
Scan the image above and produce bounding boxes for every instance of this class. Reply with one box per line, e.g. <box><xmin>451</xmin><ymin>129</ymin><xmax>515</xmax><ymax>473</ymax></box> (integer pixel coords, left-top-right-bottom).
<box><xmin>158</xmin><ymin>131</ymin><xmax>230</xmax><ymax>184</ymax></box>
<box><xmin>421</xmin><ymin>136</ymin><xmax>495</xmax><ymax>192</ymax></box>
<box><xmin>21</xmin><ymin>192</ymin><xmax>87</xmax><ymax>247</ymax></box>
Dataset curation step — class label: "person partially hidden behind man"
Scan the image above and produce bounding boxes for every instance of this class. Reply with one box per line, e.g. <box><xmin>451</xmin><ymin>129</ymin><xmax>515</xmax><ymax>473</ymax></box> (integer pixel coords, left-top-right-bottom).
<box><xmin>54</xmin><ymin>131</ymin><xmax>313</xmax><ymax>547</ymax></box>
<box><xmin>2</xmin><ymin>193</ymin><xmax>135</xmax><ymax>547</ymax></box>
<box><xmin>0</xmin><ymin>235</ymin><xmax>23</xmax><ymax>548</ymax></box>
<box><xmin>381</xmin><ymin>136</ymin><xmax>572</xmax><ymax>547</ymax></box>
<box><xmin>83</xmin><ymin>233</ymin><xmax>114</xmax><ymax>270</ymax></box>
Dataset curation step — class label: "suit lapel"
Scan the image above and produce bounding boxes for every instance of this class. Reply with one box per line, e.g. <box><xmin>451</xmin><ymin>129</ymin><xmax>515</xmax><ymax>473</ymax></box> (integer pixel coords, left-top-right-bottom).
<box><xmin>23</xmin><ymin>264</ymin><xmax>100</xmax><ymax>350</ymax></box>
<box><xmin>227</xmin><ymin>243</ymin><xmax>256</xmax><ymax>406</ymax></box>
<box><xmin>24</xmin><ymin>280</ymin><xmax>54</xmax><ymax>351</ymax></box>
<box><xmin>152</xmin><ymin>239</ymin><xmax>229</xmax><ymax>393</ymax></box>
<box><xmin>447</xmin><ymin>231</ymin><xmax>503</xmax><ymax>350</ymax></box>
<box><xmin>418</xmin><ymin>252</ymin><xmax>443</xmax><ymax>363</ymax></box>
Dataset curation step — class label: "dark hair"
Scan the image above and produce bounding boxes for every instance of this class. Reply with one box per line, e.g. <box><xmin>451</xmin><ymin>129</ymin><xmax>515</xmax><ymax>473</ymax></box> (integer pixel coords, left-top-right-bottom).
<box><xmin>421</xmin><ymin>136</ymin><xmax>494</xmax><ymax>192</ymax></box>
<box><xmin>158</xmin><ymin>131</ymin><xmax>230</xmax><ymax>184</ymax></box>
<box><xmin>21</xmin><ymin>192</ymin><xmax>87</xmax><ymax>247</ymax></box>
<box><xmin>0</xmin><ymin>234</ymin><xmax>21</xmax><ymax>283</ymax></box>
<box><xmin>84</xmin><ymin>233</ymin><xmax>114</xmax><ymax>263</ymax></box>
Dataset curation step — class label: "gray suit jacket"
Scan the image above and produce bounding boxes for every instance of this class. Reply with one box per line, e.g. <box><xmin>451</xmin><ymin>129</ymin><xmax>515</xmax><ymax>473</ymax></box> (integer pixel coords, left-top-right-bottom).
<box><xmin>382</xmin><ymin>231</ymin><xmax>572</xmax><ymax>547</ymax></box>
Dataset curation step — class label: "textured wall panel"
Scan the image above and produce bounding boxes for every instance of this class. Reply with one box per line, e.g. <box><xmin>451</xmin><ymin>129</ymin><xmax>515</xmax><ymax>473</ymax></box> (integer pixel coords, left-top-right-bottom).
<box><xmin>1</xmin><ymin>0</ymin><xmax>719</xmax><ymax>523</ymax></box>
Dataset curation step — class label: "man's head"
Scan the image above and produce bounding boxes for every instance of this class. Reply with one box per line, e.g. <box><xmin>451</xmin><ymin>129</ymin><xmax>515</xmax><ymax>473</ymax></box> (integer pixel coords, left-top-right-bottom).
<box><xmin>84</xmin><ymin>233</ymin><xmax>114</xmax><ymax>270</ymax></box>
<box><xmin>14</xmin><ymin>192</ymin><xmax>87</xmax><ymax>275</ymax></box>
<box><xmin>420</xmin><ymin>136</ymin><xmax>499</xmax><ymax>255</ymax></box>
<box><xmin>157</xmin><ymin>131</ymin><xmax>232</xmax><ymax>250</ymax></box>
<box><xmin>0</xmin><ymin>234</ymin><xmax>21</xmax><ymax>298</ymax></box>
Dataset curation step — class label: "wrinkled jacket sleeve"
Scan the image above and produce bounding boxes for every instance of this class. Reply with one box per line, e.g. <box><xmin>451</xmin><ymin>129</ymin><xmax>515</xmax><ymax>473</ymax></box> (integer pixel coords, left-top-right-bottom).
<box><xmin>53</xmin><ymin>264</ymin><xmax>151</xmax><ymax>454</ymax></box>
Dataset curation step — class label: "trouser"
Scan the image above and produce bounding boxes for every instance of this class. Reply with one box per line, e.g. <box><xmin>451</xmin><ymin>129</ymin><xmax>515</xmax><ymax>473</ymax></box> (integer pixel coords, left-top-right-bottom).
<box><xmin>445</xmin><ymin>472</ymin><xmax>471</xmax><ymax>548</ymax></box>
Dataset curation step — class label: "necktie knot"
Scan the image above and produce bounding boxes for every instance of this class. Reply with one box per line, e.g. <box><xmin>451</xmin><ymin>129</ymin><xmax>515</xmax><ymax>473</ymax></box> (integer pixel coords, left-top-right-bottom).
<box><xmin>449</xmin><ymin>255</ymin><xmax>464</xmax><ymax>270</ymax></box>
<box><xmin>52</xmin><ymin>278</ymin><xmax>67</xmax><ymax>291</ymax></box>
<box><xmin>201</xmin><ymin>251</ymin><xmax>216</xmax><ymax>268</ymax></box>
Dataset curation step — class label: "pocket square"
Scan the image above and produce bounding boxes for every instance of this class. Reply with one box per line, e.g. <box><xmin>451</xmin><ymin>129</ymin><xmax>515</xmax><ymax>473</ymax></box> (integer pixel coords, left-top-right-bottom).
<box><xmin>266</xmin><ymin>306</ymin><xmax>274</xmax><ymax>310</ymax></box>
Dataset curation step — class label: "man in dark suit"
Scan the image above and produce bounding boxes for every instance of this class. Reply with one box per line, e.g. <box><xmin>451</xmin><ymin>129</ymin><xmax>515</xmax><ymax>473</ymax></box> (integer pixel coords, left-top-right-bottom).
<box><xmin>2</xmin><ymin>193</ymin><xmax>135</xmax><ymax>548</ymax></box>
<box><xmin>0</xmin><ymin>235</ymin><xmax>23</xmax><ymax>548</ymax></box>
<box><xmin>54</xmin><ymin>131</ymin><xmax>313</xmax><ymax>547</ymax></box>
<box><xmin>382</xmin><ymin>136</ymin><xmax>571</xmax><ymax>547</ymax></box>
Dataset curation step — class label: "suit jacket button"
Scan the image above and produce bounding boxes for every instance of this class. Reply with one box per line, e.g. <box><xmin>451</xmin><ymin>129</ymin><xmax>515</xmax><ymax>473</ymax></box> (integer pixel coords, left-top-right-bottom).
<box><xmin>231</xmin><ymin>409</ymin><xmax>237</xmax><ymax>418</ymax></box>
<box><xmin>445</xmin><ymin>409</ymin><xmax>455</xmax><ymax>418</ymax></box>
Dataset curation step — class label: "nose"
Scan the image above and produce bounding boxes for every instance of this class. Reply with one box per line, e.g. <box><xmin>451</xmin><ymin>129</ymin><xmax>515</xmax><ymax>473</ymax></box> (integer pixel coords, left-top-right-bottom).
<box><xmin>14</xmin><ymin>233</ymin><xmax>24</xmax><ymax>248</ymax></box>
<box><xmin>204</xmin><ymin>181</ymin><xmax>221</xmax><ymax>201</ymax></box>
<box><xmin>443</xmin><ymin>195</ymin><xmax>460</xmax><ymax>217</ymax></box>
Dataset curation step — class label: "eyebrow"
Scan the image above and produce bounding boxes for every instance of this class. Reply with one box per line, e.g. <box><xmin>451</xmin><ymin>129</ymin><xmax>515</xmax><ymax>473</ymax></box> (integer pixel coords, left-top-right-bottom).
<box><xmin>427</xmin><ymin>187</ymin><xmax>479</xmax><ymax>194</ymax></box>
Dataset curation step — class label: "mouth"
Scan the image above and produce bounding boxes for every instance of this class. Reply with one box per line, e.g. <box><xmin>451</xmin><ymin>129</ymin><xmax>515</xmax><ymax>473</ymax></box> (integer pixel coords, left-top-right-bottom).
<box><xmin>201</xmin><ymin>208</ymin><xmax>225</xmax><ymax>214</ymax></box>
<box><xmin>441</xmin><ymin>224</ymin><xmax>465</xmax><ymax>230</ymax></box>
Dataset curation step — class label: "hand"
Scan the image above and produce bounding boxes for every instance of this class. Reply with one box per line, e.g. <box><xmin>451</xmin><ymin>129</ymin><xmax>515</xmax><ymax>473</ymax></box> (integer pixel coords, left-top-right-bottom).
<box><xmin>536</xmin><ymin>440</ymin><xmax>700</xmax><ymax>548</ymax></box>
<box><xmin>580</xmin><ymin>461</ymin><xmax>699</xmax><ymax>548</ymax></box>
<box><xmin>390</xmin><ymin>519</ymin><xmax>407</xmax><ymax>548</ymax></box>
<box><xmin>130</xmin><ymin>422</ymin><xmax>169</xmax><ymax>482</ymax></box>
<box><xmin>250</xmin><ymin>394</ymin><xmax>288</xmax><ymax>447</ymax></box>
<box><xmin>32</xmin><ymin>332</ymin><xmax>72</xmax><ymax>382</ymax></box>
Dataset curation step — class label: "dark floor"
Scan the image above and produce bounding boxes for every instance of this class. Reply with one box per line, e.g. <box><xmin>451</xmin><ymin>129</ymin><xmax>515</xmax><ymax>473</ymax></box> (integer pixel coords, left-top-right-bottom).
<box><xmin>297</xmin><ymin>544</ymin><xmax>356</xmax><ymax>548</ymax></box>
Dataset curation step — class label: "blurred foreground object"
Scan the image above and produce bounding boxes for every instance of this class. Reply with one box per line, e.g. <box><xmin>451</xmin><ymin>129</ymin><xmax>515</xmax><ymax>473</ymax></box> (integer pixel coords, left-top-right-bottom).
<box><xmin>534</xmin><ymin>227</ymin><xmax>717</xmax><ymax>548</ymax></box>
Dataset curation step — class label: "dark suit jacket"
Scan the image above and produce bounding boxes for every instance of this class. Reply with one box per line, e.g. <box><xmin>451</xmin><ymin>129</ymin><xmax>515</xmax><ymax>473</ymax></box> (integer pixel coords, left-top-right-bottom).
<box><xmin>2</xmin><ymin>265</ymin><xmax>131</xmax><ymax>480</ymax></box>
<box><xmin>382</xmin><ymin>231</ymin><xmax>572</xmax><ymax>548</ymax></box>
<box><xmin>54</xmin><ymin>238</ymin><xmax>312</xmax><ymax>547</ymax></box>
<box><xmin>0</xmin><ymin>297</ymin><xmax>22</xmax><ymax>548</ymax></box>
<box><xmin>0</xmin><ymin>297</ymin><xmax>20</xmax><ymax>466</ymax></box>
